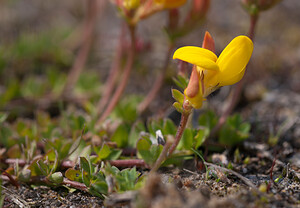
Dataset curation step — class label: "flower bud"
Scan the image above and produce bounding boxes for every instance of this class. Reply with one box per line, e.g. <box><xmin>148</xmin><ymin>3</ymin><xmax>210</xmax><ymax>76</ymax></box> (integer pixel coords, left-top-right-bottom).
<box><xmin>123</xmin><ymin>0</ymin><xmax>140</xmax><ymax>10</ymax></box>
<box><xmin>202</xmin><ymin>31</ymin><xmax>215</xmax><ymax>53</ymax></box>
<box><xmin>184</xmin><ymin>66</ymin><xmax>204</xmax><ymax>109</ymax></box>
<box><xmin>192</xmin><ymin>0</ymin><xmax>210</xmax><ymax>18</ymax></box>
<box><xmin>155</xmin><ymin>0</ymin><xmax>187</xmax><ymax>9</ymax></box>
<box><xmin>185</xmin><ymin>66</ymin><xmax>200</xmax><ymax>98</ymax></box>
<box><xmin>168</xmin><ymin>9</ymin><xmax>179</xmax><ymax>31</ymax></box>
<box><xmin>241</xmin><ymin>0</ymin><xmax>282</xmax><ymax>15</ymax></box>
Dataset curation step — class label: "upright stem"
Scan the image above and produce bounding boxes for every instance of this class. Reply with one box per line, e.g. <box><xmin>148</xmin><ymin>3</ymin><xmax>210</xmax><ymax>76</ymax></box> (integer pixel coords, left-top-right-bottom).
<box><xmin>138</xmin><ymin>43</ymin><xmax>174</xmax><ymax>114</ymax></box>
<box><xmin>97</xmin><ymin>25</ymin><xmax>136</xmax><ymax>124</ymax></box>
<box><xmin>150</xmin><ymin>136</ymin><xmax>173</xmax><ymax>173</ymax></box>
<box><xmin>62</xmin><ymin>0</ymin><xmax>99</xmax><ymax>96</ymax></box>
<box><xmin>96</xmin><ymin>24</ymin><xmax>126</xmax><ymax>115</ymax></box>
<box><xmin>248</xmin><ymin>14</ymin><xmax>258</xmax><ymax>40</ymax></box>
<box><xmin>148</xmin><ymin>104</ymin><xmax>191</xmax><ymax>172</ymax></box>
<box><xmin>168</xmin><ymin>108</ymin><xmax>191</xmax><ymax>156</ymax></box>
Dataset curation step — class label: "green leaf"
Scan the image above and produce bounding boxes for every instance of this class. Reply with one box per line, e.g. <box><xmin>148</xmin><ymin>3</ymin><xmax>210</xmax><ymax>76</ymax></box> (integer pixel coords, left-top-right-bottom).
<box><xmin>79</xmin><ymin>157</ymin><xmax>91</xmax><ymax>176</ymax></box>
<box><xmin>136</xmin><ymin>138</ymin><xmax>152</xmax><ymax>165</ymax></box>
<box><xmin>91</xmin><ymin>181</ymin><xmax>108</xmax><ymax>195</ymax></box>
<box><xmin>48</xmin><ymin>172</ymin><xmax>63</xmax><ymax>184</ymax></box>
<box><xmin>0</xmin><ymin>80</ymin><xmax>20</xmax><ymax>106</ymax></box>
<box><xmin>82</xmin><ymin>170</ymin><xmax>91</xmax><ymax>187</ymax></box>
<box><xmin>105</xmin><ymin>164</ymin><xmax>120</xmax><ymax>176</ymax></box>
<box><xmin>114</xmin><ymin>95</ymin><xmax>142</xmax><ymax>123</ymax></box>
<box><xmin>106</xmin><ymin>149</ymin><xmax>122</xmax><ymax>161</ymax></box>
<box><xmin>49</xmin><ymin>150</ymin><xmax>59</xmax><ymax>174</ymax></box>
<box><xmin>0</xmin><ymin>113</ymin><xmax>8</xmax><ymax>123</ymax></box>
<box><xmin>76</xmin><ymin>115</ymin><xmax>85</xmax><ymax>130</ymax></box>
<box><xmin>149</xmin><ymin>144</ymin><xmax>163</xmax><ymax>164</ymax></box>
<box><xmin>59</xmin><ymin>142</ymin><xmax>72</xmax><ymax>160</ymax></box>
<box><xmin>18</xmin><ymin>169</ymin><xmax>31</xmax><ymax>182</ymax></box>
<box><xmin>79</xmin><ymin>145</ymin><xmax>92</xmax><ymax>158</ymax></box>
<box><xmin>136</xmin><ymin>138</ymin><xmax>151</xmax><ymax>151</ymax></box>
<box><xmin>218</xmin><ymin>114</ymin><xmax>250</xmax><ymax>146</ymax></box>
<box><xmin>163</xmin><ymin>119</ymin><xmax>177</xmax><ymax>136</ymax></box>
<box><xmin>239</xmin><ymin>123</ymin><xmax>251</xmax><ymax>133</ymax></box>
<box><xmin>28</xmin><ymin>159</ymin><xmax>43</xmax><ymax>176</ymax></box>
<box><xmin>65</xmin><ymin>168</ymin><xmax>81</xmax><ymax>181</ymax></box>
<box><xmin>198</xmin><ymin>110</ymin><xmax>218</xmax><ymax>131</ymax></box>
<box><xmin>36</xmin><ymin>159</ymin><xmax>49</xmax><ymax>176</ymax></box>
<box><xmin>163</xmin><ymin>154</ymin><xmax>192</xmax><ymax>167</ymax></box>
<box><xmin>21</xmin><ymin>76</ymin><xmax>47</xmax><ymax>98</ymax></box>
<box><xmin>147</xmin><ymin>119</ymin><xmax>164</xmax><ymax>136</ymax></box>
<box><xmin>76</xmin><ymin>71</ymin><xmax>102</xmax><ymax>95</ymax></box>
<box><xmin>178</xmin><ymin>128</ymin><xmax>193</xmax><ymax>150</ymax></box>
<box><xmin>172</xmin><ymin>75</ymin><xmax>188</xmax><ymax>90</ymax></box>
<box><xmin>0</xmin><ymin>124</ymin><xmax>13</xmax><ymax>147</ymax></box>
<box><xmin>111</xmin><ymin>124</ymin><xmax>129</xmax><ymax>148</ymax></box>
<box><xmin>136</xmin><ymin>137</ymin><xmax>163</xmax><ymax>166</ymax></box>
<box><xmin>171</xmin><ymin>89</ymin><xmax>184</xmax><ymax>104</ymax></box>
<box><xmin>68</xmin><ymin>135</ymin><xmax>82</xmax><ymax>156</ymax></box>
<box><xmin>194</xmin><ymin>128</ymin><xmax>208</xmax><ymax>149</ymax></box>
<box><xmin>98</xmin><ymin>144</ymin><xmax>112</xmax><ymax>160</ymax></box>
<box><xmin>173</xmin><ymin>102</ymin><xmax>183</xmax><ymax>113</ymax></box>
<box><xmin>128</xmin><ymin>121</ymin><xmax>146</xmax><ymax>148</ymax></box>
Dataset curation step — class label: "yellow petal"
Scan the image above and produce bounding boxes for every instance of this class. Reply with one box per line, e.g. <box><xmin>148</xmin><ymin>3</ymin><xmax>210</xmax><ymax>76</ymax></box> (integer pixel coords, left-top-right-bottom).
<box><xmin>155</xmin><ymin>0</ymin><xmax>187</xmax><ymax>9</ymax></box>
<box><xmin>216</xmin><ymin>35</ymin><xmax>253</xmax><ymax>86</ymax></box>
<box><xmin>173</xmin><ymin>46</ymin><xmax>219</xmax><ymax>71</ymax></box>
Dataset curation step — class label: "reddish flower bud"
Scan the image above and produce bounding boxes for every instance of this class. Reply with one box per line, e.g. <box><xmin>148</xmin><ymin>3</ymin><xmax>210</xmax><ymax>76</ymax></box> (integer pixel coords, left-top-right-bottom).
<box><xmin>185</xmin><ymin>66</ymin><xmax>200</xmax><ymax>98</ymax></box>
<box><xmin>168</xmin><ymin>9</ymin><xmax>179</xmax><ymax>31</ymax></box>
<box><xmin>192</xmin><ymin>0</ymin><xmax>210</xmax><ymax>17</ymax></box>
<box><xmin>241</xmin><ymin>0</ymin><xmax>282</xmax><ymax>15</ymax></box>
<box><xmin>202</xmin><ymin>31</ymin><xmax>215</xmax><ymax>53</ymax></box>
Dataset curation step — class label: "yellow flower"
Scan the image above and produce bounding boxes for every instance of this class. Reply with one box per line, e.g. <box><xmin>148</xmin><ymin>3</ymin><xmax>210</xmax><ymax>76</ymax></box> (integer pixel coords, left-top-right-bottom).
<box><xmin>173</xmin><ymin>35</ymin><xmax>253</xmax><ymax>109</ymax></box>
<box><xmin>123</xmin><ymin>0</ymin><xmax>140</xmax><ymax>10</ymax></box>
<box><xmin>155</xmin><ymin>0</ymin><xmax>187</xmax><ymax>9</ymax></box>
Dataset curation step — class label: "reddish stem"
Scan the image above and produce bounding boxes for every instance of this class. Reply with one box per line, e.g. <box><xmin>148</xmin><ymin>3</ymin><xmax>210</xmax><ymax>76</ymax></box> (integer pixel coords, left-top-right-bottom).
<box><xmin>62</xmin><ymin>178</ymin><xmax>88</xmax><ymax>192</ymax></box>
<box><xmin>109</xmin><ymin>159</ymin><xmax>147</xmax><ymax>168</ymax></box>
<box><xmin>138</xmin><ymin>43</ymin><xmax>174</xmax><ymax>114</ymax></box>
<box><xmin>2</xmin><ymin>171</ymin><xmax>19</xmax><ymax>188</ymax></box>
<box><xmin>267</xmin><ymin>157</ymin><xmax>277</xmax><ymax>192</ymax></box>
<box><xmin>62</xmin><ymin>0</ymin><xmax>99</xmax><ymax>95</ymax></box>
<box><xmin>248</xmin><ymin>14</ymin><xmax>258</xmax><ymax>40</ymax></box>
<box><xmin>96</xmin><ymin>24</ymin><xmax>126</xmax><ymax>115</ymax></box>
<box><xmin>150</xmin><ymin>137</ymin><xmax>173</xmax><ymax>173</ymax></box>
<box><xmin>168</xmin><ymin>107</ymin><xmax>191</xmax><ymax>156</ymax></box>
<box><xmin>4</xmin><ymin>158</ymin><xmax>148</xmax><ymax>169</ymax></box>
<box><xmin>1</xmin><ymin>174</ymin><xmax>88</xmax><ymax>193</ymax></box>
<box><xmin>97</xmin><ymin>25</ymin><xmax>136</xmax><ymax>124</ymax></box>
